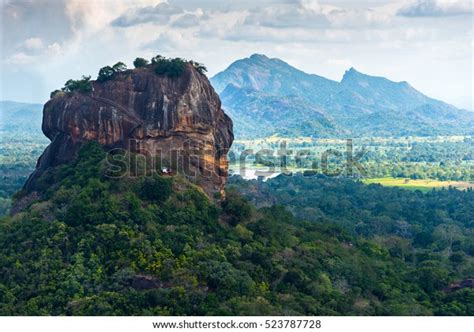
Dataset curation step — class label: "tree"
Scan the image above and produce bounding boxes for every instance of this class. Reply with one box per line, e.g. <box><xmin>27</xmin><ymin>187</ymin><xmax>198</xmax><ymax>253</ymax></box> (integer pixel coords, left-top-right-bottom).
<box><xmin>221</xmin><ymin>190</ymin><xmax>252</xmax><ymax>226</ymax></box>
<box><xmin>133</xmin><ymin>57</ymin><xmax>149</xmax><ymax>68</ymax></box>
<box><xmin>415</xmin><ymin>264</ymin><xmax>448</xmax><ymax>293</ymax></box>
<box><xmin>112</xmin><ymin>62</ymin><xmax>127</xmax><ymax>73</ymax></box>
<box><xmin>97</xmin><ymin>62</ymin><xmax>127</xmax><ymax>83</ymax></box>
<box><xmin>151</xmin><ymin>54</ymin><xmax>165</xmax><ymax>64</ymax></box>
<box><xmin>97</xmin><ymin>66</ymin><xmax>115</xmax><ymax>82</ymax></box>
<box><xmin>62</xmin><ymin>76</ymin><xmax>93</xmax><ymax>93</ymax></box>
<box><xmin>449</xmin><ymin>252</ymin><xmax>465</xmax><ymax>264</ymax></box>
<box><xmin>154</xmin><ymin>58</ymin><xmax>187</xmax><ymax>78</ymax></box>
<box><xmin>138</xmin><ymin>175</ymin><xmax>173</xmax><ymax>203</ymax></box>
<box><xmin>190</xmin><ymin>61</ymin><xmax>207</xmax><ymax>75</ymax></box>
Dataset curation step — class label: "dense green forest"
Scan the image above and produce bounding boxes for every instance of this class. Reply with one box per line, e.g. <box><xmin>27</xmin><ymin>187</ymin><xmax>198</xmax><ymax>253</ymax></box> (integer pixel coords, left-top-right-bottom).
<box><xmin>0</xmin><ymin>134</ymin><xmax>48</xmax><ymax>216</ymax></box>
<box><xmin>228</xmin><ymin>175</ymin><xmax>474</xmax><ymax>256</ymax></box>
<box><xmin>0</xmin><ymin>143</ymin><xmax>472</xmax><ymax>315</ymax></box>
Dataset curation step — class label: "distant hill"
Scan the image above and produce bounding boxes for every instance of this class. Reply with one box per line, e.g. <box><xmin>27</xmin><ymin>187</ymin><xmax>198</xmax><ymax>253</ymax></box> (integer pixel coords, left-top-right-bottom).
<box><xmin>0</xmin><ymin>100</ymin><xmax>44</xmax><ymax>134</ymax></box>
<box><xmin>211</xmin><ymin>54</ymin><xmax>474</xmax><ymax>138</ymax></box>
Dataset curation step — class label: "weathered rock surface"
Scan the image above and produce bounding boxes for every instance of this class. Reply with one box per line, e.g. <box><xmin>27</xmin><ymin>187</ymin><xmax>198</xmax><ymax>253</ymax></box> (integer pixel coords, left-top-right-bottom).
<box><xmin>24</xmin><ymin>64</ymin><xmax>233</xmax><ymax>198</ymax></box>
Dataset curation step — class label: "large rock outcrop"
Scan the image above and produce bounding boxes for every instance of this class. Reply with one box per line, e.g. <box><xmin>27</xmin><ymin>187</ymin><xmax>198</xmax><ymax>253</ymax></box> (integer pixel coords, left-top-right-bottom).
<box><xmin>24</xmin><ymin>63</ymin><xmax>233</xmax><ymax>198</ymax></box>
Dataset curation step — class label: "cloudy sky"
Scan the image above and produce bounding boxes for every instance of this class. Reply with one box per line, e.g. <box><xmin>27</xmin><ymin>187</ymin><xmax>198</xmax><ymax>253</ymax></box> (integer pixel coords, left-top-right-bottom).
<box><xmin>1</xmin><ymin>0</ymin><xmax>473</xmax><ymax>109</ymax></box>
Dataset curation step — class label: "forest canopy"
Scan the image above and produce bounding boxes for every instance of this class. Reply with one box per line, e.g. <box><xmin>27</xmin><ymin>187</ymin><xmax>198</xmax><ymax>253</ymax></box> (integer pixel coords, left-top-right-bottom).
<box><xmin>0</xmin><ymin>143</ymin><xmax>472</xmax><ymax>315</ymax></box>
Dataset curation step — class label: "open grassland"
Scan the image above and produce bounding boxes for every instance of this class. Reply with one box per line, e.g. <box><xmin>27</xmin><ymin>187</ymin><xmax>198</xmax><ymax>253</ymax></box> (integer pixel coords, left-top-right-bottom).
<box><xmin>362</xmin><ymin>177</ymin><xmax>474</xmax><ymax>192</ymax></box>
<box><xmin>235</xmin><ymin>134</ymin><xmax>472</xmax><ymax>147</ymax></box>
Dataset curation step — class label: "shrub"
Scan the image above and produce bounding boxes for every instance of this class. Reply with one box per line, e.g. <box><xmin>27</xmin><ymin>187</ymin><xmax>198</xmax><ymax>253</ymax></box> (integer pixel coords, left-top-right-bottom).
<box><xmin>50</xmin><ymin>89</ymin><xmax>64</xmax><ymax>99</ymax></box>
<box><xmin>138</xmin><ymin>175</ymin><xmax>173</xmax><ymax>203</ymax></box>
<box><xmin>133</xmin><ymin>57</ymin><xmax>149</xmax><ymax>68</ymax></box>
<box><xmin>151</xmin><ymin>56</ymin><xmax>206</xmax><ymax>77</ymax></box>
<box><xmin>154</xmin><ymin>57</ymin><xmax>187</xmax><ymax>78</ymax></box>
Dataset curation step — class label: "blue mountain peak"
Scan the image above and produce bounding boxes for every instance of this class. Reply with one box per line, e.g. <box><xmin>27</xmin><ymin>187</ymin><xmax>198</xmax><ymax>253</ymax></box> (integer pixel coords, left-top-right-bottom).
<box><xmin>210</xmin><ymin>55</ymin><xmax>472</xmax><ymax>138</ymax></box>
<box><xmin>342</xmin><ymin>67</ymin><xmax>364</xmax><ymax>81</ymax></box>
<box><xmin>249</xmin><ymin>53</ymin><xmax>269</xmax><ymax>61</ymax></box>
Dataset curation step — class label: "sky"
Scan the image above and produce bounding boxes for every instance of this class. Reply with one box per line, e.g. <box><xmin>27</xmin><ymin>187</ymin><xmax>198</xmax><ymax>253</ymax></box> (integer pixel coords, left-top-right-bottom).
<box><xmin>0</xmin><ymin>0</ymin><xmax>473</xmax><ymax>110</ymax></box>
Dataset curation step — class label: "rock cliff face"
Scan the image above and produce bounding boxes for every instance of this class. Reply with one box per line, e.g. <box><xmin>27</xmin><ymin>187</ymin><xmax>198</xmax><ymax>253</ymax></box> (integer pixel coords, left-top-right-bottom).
<box><xmin>25</xmin><ymin>64</ymin><xmax>233</xmax><ymax>198</ymax></box>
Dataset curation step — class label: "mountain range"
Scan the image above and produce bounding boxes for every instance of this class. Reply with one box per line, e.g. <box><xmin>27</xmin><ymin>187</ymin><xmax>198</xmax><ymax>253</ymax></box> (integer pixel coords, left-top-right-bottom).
<box><xmin>0</xmin><ymin>101</ymin><xmax>43</xmax><ymax>134</ymax></box>
<box><xmin>211</xmin><ymin>54</ymin><xmax>474</xmax><ymax>139</ymax></box>
<box><xmin>2</xmin><ymin>54</ymin><xmax>473</xmax><ymax>140</ymax></box>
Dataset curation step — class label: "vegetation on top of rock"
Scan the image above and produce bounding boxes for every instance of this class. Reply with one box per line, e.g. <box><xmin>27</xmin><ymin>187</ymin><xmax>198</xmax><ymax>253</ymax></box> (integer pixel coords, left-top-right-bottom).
<box><xmin>96</xmin><ymin>66</ymin><xmax>115</xmax><ymax>82</ymax></box>
<box><xmin>133</xmin><ymin>57</ymin><xmax>149</xmax><ymax>68</ymax></box>
<box><xmin>154</xmin><ymin>57</ymin><xmax>187</xmax><ymax>78</ymax></box>
<box><xmin>189</xmin><ymin>60</ymin><xmax>207</xmax><ymax>75</ymax></box>
<box><xmin>151</xmin><ymin>54</ymin><xmax>207</xmax><ymax>77</ymax></box>
<box><xmin>150</xmin><ymin>54</ymin><xmax>165</xmax><ymax>64</ymax></box>
<box><xmin>50</xmin><ymin>55</ymin><xmax>208</xmax><ymax>99</ymax></box>
<box><xmin>50</xmin><ymin>89</ymin><xmax>65</xmax><ymax>99</ymax></box>
<box><xmin>51</xmin><ymin>76</ymin><xmax>93</xmax><ymax>97</ymax></box>
<box><xmin>97</xmin><ymin>62</ymin><xmax>128</xmax><ymax>82</ymax></box>
<box><xmin>112</xmin><ymin>62</ymin><xmax>127</xmax><ymax>73</ymax></box>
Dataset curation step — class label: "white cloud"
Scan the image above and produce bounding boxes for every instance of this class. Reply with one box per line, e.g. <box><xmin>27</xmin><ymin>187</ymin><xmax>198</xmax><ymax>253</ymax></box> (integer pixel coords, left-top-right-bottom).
<box><xmin>142</xmin><ymin>30</ymin><xmax>197</xmax><ymax>52</ymax></box>
<box><xmin>325</xmin><ymin>7</ymin><xmax>394</xmax><ymax>28</ymax></box>
<box><xmin>326</xmin><ymin>58</ymin><xmax>353</xmax><ymax>69</ymax></box>
<box><xmin>46</xmin><ymin>43</ymin><xmax>63</xmax><ymax>56</ymax></box>
<box><xmin>111</xmin><ymin>2</ymin><xmax>182</xmax><ymax>27</ymax></box>
<box><xmin>8</xmin><ymin>37</ymin><xmax>63</xmax><ymax>65</ymax></box>
<box><xmin>23</xmin><ymin>37</ymin><xmax>44</xmax><ymax>50</ymax></box>
<box><xmin>397</xmin><ymin>0</ymin><xmax>473</xmax><ymax>17</ymax></box>
<box><xmin>221</xmin><ymin>25</ymin><xmax>353</xmax><ymax>43</ymax></box>
<box><xmin>6</xmin><ymin>41</ymin><xmax>65</xmax><ymax>66</ymax></box>
<box><xmin>6</xmin><ymin>52</ymin><xmax>34</xmax><ymax>65</ymax></box>
<box><xmin>242</xmin><ymin>0</ymin><xmax>396</xmax><ymax>30</ymax></box>
<box><xmin>244</xmin><ymin>1</ymin><xmax>330</xmax><ymax>28</ymax></box>
<box><xmin>171</xmin><ymin>11</ymin><xmax>209</xmax><ymax>28</ymax></box>
<box><xmin>0</xmin><ymin>0</ymin><xmax>472</xmax><ymax>108</ymax></box>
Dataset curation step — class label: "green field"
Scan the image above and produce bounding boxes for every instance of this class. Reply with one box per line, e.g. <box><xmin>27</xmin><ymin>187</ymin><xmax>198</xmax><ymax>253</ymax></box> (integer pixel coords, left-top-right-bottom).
<box><xmin>362</xmin><ymin>177</ymin><xmax>474</xmax><ymax>192</ymax></box>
